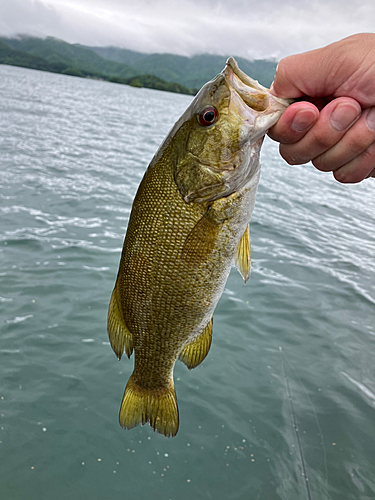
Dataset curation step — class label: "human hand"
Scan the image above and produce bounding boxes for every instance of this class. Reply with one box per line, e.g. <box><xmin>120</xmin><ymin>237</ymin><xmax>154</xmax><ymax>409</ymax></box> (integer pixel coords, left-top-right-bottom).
<box><xmin>268</xmin><ymin>34</ymin><xmax>375</xmax><ymax>183</ymax></box>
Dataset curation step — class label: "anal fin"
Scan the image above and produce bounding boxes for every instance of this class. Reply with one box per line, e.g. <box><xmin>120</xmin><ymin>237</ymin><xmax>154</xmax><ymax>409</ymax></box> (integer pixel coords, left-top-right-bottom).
<box><xmin>179</xmin><ymin>317</ymin><xmax>213</xmax><ymax>369</ymax></box>
<box><xmin>107</xmin><ymin>281</ymin><xmax>133</xmax><ymax>359</ymax></box>
<box><xmin>235</xmin><ymin>225</ymin><xmax>251</xmax><ymax>283</ymax></box>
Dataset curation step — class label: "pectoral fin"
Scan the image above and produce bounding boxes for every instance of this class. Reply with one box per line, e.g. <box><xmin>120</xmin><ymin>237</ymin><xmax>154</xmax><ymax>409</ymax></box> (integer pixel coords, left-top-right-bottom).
<box><xmin>179</xmin><ymin>317</ymin><xmax>213</xmax><ymax>369</ymax></box>
<box><xmin>235</xmin><ymin>225</ymin><xmax>251</xmax><ymax>283</ymax></box>
<box><xmin>107</xmin><ymin>282</ymin><xmax>133</xmax><ymax>359</ymax></box>
<box><xmin>181</xmin><ymin>210</ymin><xmax>223</xmax><ymax>264</ymax></box>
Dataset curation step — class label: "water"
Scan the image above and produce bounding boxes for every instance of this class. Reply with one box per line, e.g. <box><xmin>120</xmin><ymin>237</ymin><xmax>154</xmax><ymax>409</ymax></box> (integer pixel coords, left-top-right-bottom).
<box><xmin>1</xmin><ymin>64</ymin><xmax>374</xmax><ymax>500</ymax></box>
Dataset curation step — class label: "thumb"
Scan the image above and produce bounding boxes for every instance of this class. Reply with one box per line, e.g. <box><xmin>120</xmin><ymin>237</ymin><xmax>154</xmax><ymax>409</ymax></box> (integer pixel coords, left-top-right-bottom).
<box><xmin>271</xmin><ymin>45</ymin><xmax>343</xmax><ymax>100</ymax></box>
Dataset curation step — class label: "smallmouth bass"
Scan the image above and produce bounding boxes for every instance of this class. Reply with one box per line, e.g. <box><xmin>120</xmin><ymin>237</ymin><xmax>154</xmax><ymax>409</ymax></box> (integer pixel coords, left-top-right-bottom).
<box><xmin>108</xmin><ymin>58</ymin><xmax>290</xmax><ymax>437</ymax></box>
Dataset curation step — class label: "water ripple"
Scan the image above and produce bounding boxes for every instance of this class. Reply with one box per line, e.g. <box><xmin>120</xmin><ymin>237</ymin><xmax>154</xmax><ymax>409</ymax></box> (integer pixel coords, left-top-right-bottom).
<box><xmin>1</xmin><ymin>64</ymin><xmax>374</xmax><ymax>500</ymax></box>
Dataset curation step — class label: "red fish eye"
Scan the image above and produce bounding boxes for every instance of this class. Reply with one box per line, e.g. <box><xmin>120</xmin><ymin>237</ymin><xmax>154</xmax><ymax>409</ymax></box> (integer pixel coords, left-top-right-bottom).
<box><xmin>198</xmin><ymin>107</ymin><xmax>218</xmax><ymax>126</ymax></box>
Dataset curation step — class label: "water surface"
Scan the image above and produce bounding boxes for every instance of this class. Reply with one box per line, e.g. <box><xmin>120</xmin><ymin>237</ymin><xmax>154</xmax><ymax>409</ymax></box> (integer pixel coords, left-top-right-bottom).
<box><xmin>1</xmin><ymin>65</ymin><xmax>375</xmax><ymax>500</ymax></box>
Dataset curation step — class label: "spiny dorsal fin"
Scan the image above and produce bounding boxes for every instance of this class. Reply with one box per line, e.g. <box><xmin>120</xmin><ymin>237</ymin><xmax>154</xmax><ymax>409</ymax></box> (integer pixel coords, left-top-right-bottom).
<box><xmin>181</xmin><ymin>211</ymin><xmax>222</xmax><ymax>264</ymax></box>
<box><xmin>179</xmin><ymin>317</ymin><xmax>213</xmax><ymax>369</ymax></box>
<box><xmin>107</xmin><ymin>282</ymin><xmax>133</xmax><ymax>359</ymax></box>
<box><xmin>119</xmin><ymin>374</ymin><xmax>179</xmax><ymax>438</ymax></box>
<box><xmin>235</xmin><ymin>225</ymin><xmax>251</xmax><ymax>283</ymax></box>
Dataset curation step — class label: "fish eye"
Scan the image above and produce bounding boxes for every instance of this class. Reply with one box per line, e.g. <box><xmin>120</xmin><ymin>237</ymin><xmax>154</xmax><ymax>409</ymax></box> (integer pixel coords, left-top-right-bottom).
<box><xmin>198</xmin><ymin>107</ymin><xmax>218</xmax><ymax>127</ymax></box>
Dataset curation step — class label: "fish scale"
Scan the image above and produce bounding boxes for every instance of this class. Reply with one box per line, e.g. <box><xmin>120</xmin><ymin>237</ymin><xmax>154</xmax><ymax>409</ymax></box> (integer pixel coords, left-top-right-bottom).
<box><xmin>107</xmin><ymin>57</ymin><xmax>290</xmax><ymax>437</ymax></box>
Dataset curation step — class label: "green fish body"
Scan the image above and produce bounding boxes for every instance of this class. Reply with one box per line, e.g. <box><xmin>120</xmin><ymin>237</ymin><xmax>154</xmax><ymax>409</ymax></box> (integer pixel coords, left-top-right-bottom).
<box><xmin>108</xmin><ymin>58</ymin><xmax>289</xmax><ymax>437</ymax></box>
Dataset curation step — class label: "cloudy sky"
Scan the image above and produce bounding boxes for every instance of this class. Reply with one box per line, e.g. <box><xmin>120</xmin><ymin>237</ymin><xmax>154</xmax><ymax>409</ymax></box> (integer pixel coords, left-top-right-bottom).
<box><xmin>0</xmin><ymin>0</ymin><xmax>373</xmax><ymax>59</ymax></box>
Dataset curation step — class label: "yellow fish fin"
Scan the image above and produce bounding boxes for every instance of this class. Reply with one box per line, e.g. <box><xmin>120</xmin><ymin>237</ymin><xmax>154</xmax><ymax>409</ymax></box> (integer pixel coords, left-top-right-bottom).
<box><xmin>235</xmin><ymin>225</ymin><xmax>251</xmax><ymax>283</ymax></box>
<box><xmin>181</xmin><ymin>211</ymin><xmax>222</xmax><ymax>263</ymax></box>
<box><xmin>179</xmin><ymin>317</ymin><xmax>213</xmax><ymax>369</ymax></box>
<box><xmin>119</xmin><ymin>375</ymin><xmax>179</xmax><ymax>438</ymax></box>
<box><xmin>107</xmin><ymin>282</ymin><xmax>133</xmax><ymax>359</ymax></box>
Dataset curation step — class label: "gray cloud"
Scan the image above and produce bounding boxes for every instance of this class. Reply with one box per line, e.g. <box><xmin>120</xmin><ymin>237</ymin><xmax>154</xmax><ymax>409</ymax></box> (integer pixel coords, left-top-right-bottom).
<box><xmin>0</xmin><ymin>0</ymin><xmax>63</xmax><ymax>37</ymax></box>
<box><xmin>0</xmin><ymin>0</ymin><xmax>374</xmax><ymax>59</ymax></box>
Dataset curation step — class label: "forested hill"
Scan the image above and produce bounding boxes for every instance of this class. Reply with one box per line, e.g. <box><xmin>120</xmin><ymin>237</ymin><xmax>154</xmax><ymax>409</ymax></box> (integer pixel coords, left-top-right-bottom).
<box><xmin>0</xmin><ymin>35</ymin><xmax>278</xmax><ymax>94</ymax></box>
<box><xmin>0</xmin><ymin>39</ymin><xmax>56</xmax><ymax>72</ymax></box>
<box><xmin>90</xmin><ymin>46</ymin><xmax>278</xmax><ymax>89</ymax></box>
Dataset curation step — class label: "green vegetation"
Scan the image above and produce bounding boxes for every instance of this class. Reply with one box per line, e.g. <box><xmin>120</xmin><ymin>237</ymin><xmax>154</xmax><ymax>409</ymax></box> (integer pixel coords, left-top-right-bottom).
<box><xmin>0</xmin><ymin>35</ymin><xmax>278</xmax><ymax>95</ymax></box>
<box><xmin>109</xmin><ymin>74</ymin><xmax>194</xmax><ymax>94</ymax></box>
<box><xmin>0</xmin><ymin>36</ymin><xmax>196</xmax><ymax>95</ymax></box>
<box><xmin>89</xmin><ymin>47</ymin><xmax>277</xmax><ymax>88</ymax></box>
<box><xmin>1</xmin><ymin>36</ymin><xmax>137</xmax><ymax>78</ymax></box>
<box><xmin>0</xmin><ymin>40</ymin><xmax>52</xmax><ymax>71</ymax></box>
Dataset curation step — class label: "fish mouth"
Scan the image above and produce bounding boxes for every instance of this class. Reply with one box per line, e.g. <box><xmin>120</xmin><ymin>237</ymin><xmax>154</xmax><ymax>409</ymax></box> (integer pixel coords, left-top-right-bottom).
<box><xmin>222</xmin><ymin>57</ymin><xmax>290</xmax><ymax>118</ymax></box>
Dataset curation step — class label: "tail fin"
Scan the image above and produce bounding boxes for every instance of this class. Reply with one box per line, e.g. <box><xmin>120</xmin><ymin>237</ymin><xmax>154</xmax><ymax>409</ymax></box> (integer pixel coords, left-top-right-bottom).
<box><xmin>119</xmin><ymin>374</ymin><xmax>179</xmax><ymax>438</ymax></box>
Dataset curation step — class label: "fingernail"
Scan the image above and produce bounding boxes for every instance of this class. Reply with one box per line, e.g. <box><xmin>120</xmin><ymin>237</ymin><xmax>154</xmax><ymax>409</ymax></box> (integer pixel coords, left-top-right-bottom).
<box><xmin>330</xmin><ymin>103</ymin><xmax>360</xmax><ymax>132</ymax></box>
<box><xmin>291</xmin><ymin>108</ymin><xmax>317</xmax><ymax>133</ymax></box>
<box><xmin>365</xmin><ymin>107</ymin><xmax>375</xmax><ymax>132</ymax></box>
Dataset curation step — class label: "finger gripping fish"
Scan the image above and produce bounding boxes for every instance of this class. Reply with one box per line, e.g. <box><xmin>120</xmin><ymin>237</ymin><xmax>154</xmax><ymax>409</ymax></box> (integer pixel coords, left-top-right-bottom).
<box><xmin>107</xmin><ymin>58</ymin><xmax>289</xmax><ymax>437</ymax></box>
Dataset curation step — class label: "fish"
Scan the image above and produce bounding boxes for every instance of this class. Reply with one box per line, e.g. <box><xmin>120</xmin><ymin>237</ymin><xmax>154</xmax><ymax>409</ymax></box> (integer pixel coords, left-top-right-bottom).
<box><xmin>107</xmin><ymin>57</ymin><xmax>290</xmax><ymax>437</ymax></box>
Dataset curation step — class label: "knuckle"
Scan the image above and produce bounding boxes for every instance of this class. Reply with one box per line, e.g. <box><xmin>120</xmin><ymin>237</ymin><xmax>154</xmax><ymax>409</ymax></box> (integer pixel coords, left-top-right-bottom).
<box><xmin>334</xmin><ymin>142</ymin><xmax>375</xmax><ymax>183</ymax></box>
<box><xmin>309</xmin><ymin>130</ymin><xmax>334</xmax><ymax>150</ymax></box>
<box><xmin>312</xmin><ymin>154</ymin><xmax>333</xmax><ymax>172</ymax></box>
<box><xmin>361</xmin><ymin>140</ymin><xmax>375</xmax><ymax>162</ymax></box>
<box><xmin>346</xmin><ymin>124</ymin><xmax>375</xmax><ymax>155</ymax></box>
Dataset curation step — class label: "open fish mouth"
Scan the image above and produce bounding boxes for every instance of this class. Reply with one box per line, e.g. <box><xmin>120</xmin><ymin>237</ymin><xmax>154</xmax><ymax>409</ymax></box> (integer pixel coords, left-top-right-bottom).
<box><xmin>222</xmin><ymin>56</ymin><xmax>291</xmax><ymax>116</ymax></box>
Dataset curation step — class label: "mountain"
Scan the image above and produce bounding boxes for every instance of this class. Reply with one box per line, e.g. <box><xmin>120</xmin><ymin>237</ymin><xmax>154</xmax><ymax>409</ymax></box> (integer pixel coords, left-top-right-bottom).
<box><xmin>90</xmin><ymin>47</ymin><xmax>278</xmax><ymax>89</ymax></box>
<box><xmin>0</xmin><ymin>35</ymin><xmax>278</xmax><ymax>94</ymax></box>
<box><xmin>1</xmin><ymin>36</ymin><xmax>138</xmax><ymax>79</ymax></box>
<box><xmin>0</xmin><ymin>36</ymin><xmax>193</xmax><ymax>94</ymax></box>
<box><xmin>91</xmin><ymin>46</ymin><xmax>150</xmax><ymax>67</ymax></box>
<box><xmin>0</xmin><ymin>39</ymin><xmax>56</xmax><ymax>72</ymax></box>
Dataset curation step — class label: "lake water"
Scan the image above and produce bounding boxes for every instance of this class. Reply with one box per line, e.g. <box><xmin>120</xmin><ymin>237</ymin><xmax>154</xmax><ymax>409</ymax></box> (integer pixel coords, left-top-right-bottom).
<box><xmin>1</xmin><ymin>64</ymin><xmax>374</xmax><ymax>500</ymax></box>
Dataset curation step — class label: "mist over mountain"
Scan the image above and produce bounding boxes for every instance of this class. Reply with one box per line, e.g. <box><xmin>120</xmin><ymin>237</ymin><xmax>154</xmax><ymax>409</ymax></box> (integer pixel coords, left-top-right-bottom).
<box><xmin>0</xmin><ymin>35</ymin><xmax>278</xmax><ymax>94</ymax></box>
<box><xmin>90</xmin><ymin>45</ymin><xmax>278</xmax><ymax>89</ymax></box>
